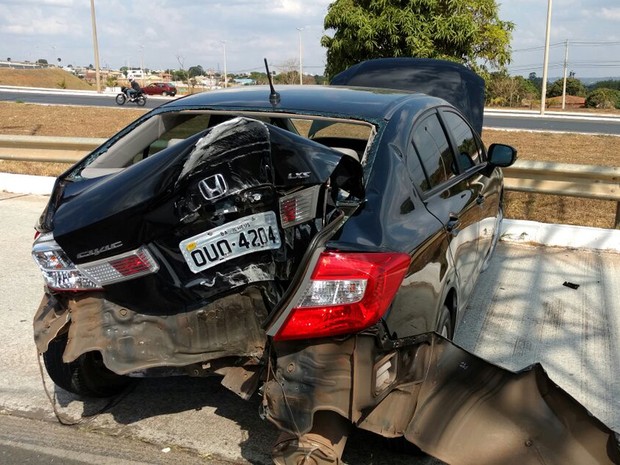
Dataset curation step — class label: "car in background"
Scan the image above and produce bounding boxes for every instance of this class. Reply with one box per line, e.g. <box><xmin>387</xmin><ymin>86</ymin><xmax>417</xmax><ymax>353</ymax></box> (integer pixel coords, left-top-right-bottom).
<box><xmin>141</xmin><ymin>82</ymin><xmax>177</xmax><ymax>96</ymax></box>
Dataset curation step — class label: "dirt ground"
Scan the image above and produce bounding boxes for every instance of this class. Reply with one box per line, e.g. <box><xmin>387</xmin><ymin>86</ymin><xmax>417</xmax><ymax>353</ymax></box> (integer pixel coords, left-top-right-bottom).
<box><xmin>0</xmin><ymin>101</ymin><xmax>617</xmax><ymax>229</ymax></box>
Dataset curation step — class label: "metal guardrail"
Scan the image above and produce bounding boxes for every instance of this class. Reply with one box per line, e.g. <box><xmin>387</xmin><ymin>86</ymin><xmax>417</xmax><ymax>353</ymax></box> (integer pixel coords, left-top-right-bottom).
<box><xmin>0</xmin><ymin>135</ymin><xmax>106</xmax><ymax>163</ymax></box>
<box><xmin>502</xmin><ymin>161</ymin><xmax>620</xmax><ymax>229</ymax></box>
<box><xmin>1</xmin><ymin>135</ymin><xmax>619</xmax><ymax>228</ymax></box>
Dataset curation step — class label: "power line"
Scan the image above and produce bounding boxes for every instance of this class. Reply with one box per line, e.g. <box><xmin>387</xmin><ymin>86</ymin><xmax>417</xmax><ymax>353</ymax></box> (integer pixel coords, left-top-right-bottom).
<box><xmin>512</xmin><ymin>42</ymin><xmax>564</xmax><ymax>53</ymax></box>
<box><xmin>570</xmin><ymin>41</ymin><xmax>620</xmax><ymax>46</ymax></box>
<box><xmin>513</xmin><ymin>39</ymin><xmax>620</xmax><ymax>53</ymax></box>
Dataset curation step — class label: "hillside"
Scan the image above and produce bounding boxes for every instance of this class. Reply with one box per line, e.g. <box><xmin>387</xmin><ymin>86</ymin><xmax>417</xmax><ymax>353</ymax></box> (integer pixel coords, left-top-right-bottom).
<box><xmin>0</xmin><ymin>68</ymin><xmax>94</xmax><ymax>90</ymax></box>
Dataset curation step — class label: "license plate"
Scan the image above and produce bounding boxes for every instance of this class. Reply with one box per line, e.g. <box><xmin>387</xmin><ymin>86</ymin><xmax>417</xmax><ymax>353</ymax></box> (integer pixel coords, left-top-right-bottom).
<box><xmin>180</xmin><ymin>211</ymin><xmax>281</xmax><ymax>273</ymax></box>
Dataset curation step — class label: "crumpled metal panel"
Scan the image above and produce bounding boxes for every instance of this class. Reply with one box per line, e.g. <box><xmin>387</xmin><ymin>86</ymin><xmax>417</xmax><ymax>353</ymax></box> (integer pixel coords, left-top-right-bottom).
<box><xmin>262</xmin><ymin>339</ymin><xmax>356</xmax><ymax>434</ymax></box>
<box><xmin>263</xmin><ymin>334</ymin><xmax>620</xmax><ymax>464</ymax></box>
<box><xmin>33</xmin><ymin>293</ymin><xmax>71</xmax><ymax>353</ymax></box>
<box><xmin>406</xmin><ymin>336</ymin><xmax>620</xmax><ymax>465</ymax></box>
<box><xmin>33</xmin><ymin>287</ymin><xmax>269</xmax><ymax>376</ymax></box>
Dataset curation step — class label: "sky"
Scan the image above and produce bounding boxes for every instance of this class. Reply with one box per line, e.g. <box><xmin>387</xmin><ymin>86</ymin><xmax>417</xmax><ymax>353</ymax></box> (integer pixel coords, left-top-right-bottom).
<box><xmin>1</xmin><ymin>0</ymin><xmax>619</xmax><ymax>80</ymax></box>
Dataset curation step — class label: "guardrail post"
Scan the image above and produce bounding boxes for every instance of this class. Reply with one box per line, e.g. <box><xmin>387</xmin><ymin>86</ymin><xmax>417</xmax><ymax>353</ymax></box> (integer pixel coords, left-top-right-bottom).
<box><xmin>616</xmin><ymin>202</ymin><xmax>620</xmax><ymax>230</ymax></box>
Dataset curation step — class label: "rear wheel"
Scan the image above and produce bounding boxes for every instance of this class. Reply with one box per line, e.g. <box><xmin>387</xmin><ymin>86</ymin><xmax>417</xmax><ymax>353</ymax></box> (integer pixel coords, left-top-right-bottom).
<box><xmin>42</xmin><ymin>332</ymin><xmax>133</xmax><ymax>398</ymax></box>
<box><xmin>162</xmin><ymin>91</ymin><xmax>168</xmax><ymax>96</ymax></box>
<box><xmin>114</xmin><ymin>93</ymin><xmax>126</xmax><ymax>105</ymax></box>
<box><xmin>436</xmin><ymin>304</ymin><xmax>454</xmax><ymax>339</ymax></box>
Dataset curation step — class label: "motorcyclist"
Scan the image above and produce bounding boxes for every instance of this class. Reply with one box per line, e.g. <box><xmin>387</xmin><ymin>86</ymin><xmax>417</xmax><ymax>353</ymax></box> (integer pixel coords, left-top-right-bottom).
<box><xmin>126</xmin><ymin>77</ymin><xmax>142</xmax><ymax>100</ymax></box>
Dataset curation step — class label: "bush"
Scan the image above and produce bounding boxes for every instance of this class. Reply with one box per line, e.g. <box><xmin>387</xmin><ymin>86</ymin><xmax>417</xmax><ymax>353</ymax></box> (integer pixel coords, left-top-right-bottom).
<box><xmin>547</xmin><ymin>77</ymin><xmax>587</xmax><ymax>98</ymax></box>
<box><xmin>585</xmin><ymin>88</ymin><xmax>620</xmax><ymax>109</ymax></box>
<box><xmin>486</xmin><ymin>73</ymin><xmax>539</xmax><ymax>107</ymax></box>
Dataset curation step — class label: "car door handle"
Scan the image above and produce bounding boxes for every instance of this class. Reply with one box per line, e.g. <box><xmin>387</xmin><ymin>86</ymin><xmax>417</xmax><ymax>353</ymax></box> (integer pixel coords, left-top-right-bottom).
<box><xmin>446</xmin><ymin>215</ymin><xmax>460</xmax><ymax>234</ymax></box>
<box><xmin>476</xmin><ymin>194</ymin><xmax>485</xmax><ymax>205</ymax></box>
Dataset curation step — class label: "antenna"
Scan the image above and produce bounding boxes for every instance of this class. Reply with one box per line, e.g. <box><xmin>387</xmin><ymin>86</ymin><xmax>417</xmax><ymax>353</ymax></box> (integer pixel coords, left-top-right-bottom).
<box><xmin>263</xmin><ymin>58</ymin><xmax>280</xmax><ymax>106</ymax></box>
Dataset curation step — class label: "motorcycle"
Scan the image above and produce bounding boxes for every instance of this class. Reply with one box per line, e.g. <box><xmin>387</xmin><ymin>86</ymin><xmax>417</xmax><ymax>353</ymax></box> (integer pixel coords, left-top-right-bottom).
<box><xmin>115</xmin><ymin>86</ymin><xmax>146</xmax><ymax>106</ymax></box>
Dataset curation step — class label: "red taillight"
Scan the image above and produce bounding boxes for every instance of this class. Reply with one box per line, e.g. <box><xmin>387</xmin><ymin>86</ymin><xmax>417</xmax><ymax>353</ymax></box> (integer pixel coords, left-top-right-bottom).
<box><xmin>109</xmin><ymin>253</ymin><xmax>152</xmax><ymax>276</ymax></box>
<box><xmin>274</xmin><ymin>252</ymin><xmax>411</xmax><ymax>341</ymax></box>
<box><xmin>280</xmin><ymin>198</ymin><xmax>298</xmax><ymax>224</ymax></box>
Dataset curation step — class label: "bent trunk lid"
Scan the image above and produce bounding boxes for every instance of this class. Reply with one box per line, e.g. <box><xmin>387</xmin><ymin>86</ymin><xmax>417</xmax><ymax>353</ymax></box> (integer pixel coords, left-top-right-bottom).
<box><xmin>331</xmin><ymin>58</ymin><xmax>485</xmax><ymax>134</ymax></box>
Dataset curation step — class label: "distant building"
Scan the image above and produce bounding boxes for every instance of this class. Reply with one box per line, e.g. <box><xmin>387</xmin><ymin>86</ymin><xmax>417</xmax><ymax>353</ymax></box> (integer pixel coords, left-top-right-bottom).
<box><xmin>233</xmin><ymin>78</ymin><xmax>256</xmax><ymax>86</ymax></box>
<box><xmin>126</xmin><ymin>67</ymin><xmax>146</xmax><ymax>80</ymax></box>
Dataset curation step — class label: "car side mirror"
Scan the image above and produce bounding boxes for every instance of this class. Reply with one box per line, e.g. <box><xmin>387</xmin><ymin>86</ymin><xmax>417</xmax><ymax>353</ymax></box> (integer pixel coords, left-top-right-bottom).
<box><xmin>488</xmin><ymin>143</ymin><xmax>517</xmax><ymax>167</ymax></box>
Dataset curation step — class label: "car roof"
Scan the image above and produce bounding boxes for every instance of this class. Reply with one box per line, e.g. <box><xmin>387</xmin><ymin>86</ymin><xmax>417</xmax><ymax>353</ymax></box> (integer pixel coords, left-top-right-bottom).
<box><xmin>159</xmin><ymin>85</ymin><xmax>446</xmax><ymax>122</ymax></box>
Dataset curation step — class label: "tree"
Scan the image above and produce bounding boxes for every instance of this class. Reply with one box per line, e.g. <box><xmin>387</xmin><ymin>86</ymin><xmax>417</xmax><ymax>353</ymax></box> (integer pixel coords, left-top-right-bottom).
<box><xmin>172</xmin><ymin>69</ymin><xmax>188</xmax><ymax>82</ymax></box>
<box><xmin>528</xmin><ymin>72</ymin><xmax>543</xmax><ymax>94</ymax></box>
<box><xmin>321</xmin><ymin>0</ymin><xmax>514</xmax><ymax>78</ymax></box>
<box><xmin>249</xmin><ymin>71</ymin><xmax>269</xmax><ymax>85</ymax></box>
<box><xmin>314</xmin><ymin>74</ymin><xmax>327</xmax><ymax>85</ymax></box>
<box><xmin>274</xmin><ymin>58</ymin><xmax>303</xmax><ymax>85</ymax></box>
<box><xmin>188</xmin><ymin>65</ymin><xmax>205</xmax><ymax>78</ymax></box>
<box><xmin>176</xmin><ymin>54</ymin><xmax>192</xmax><ymax>92</ymax></box>
<box><xmin>585</xmin><ymin>88</ymin><xmax>620</xmax><ymax>109</ymax></box>
<box><xmin>590</xmin><ymin>80</ymin><xmax>620</xmax><ymax>92</ymax></box>
<box><xmin>546</xmin><ymin>77</ymin><xmax>586</xmax><ymax>98</ymax></box>
<box><xmin>486</xmin><ymin>72</ymin><xmax>538</xmax><ymax>107</ymax></box>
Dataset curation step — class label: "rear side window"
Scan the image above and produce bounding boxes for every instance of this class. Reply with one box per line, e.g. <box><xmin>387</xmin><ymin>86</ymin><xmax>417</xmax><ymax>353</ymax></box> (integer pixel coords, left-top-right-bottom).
<box><xmin>410</xmin><ymin>113</ymin><xmax>457</xmax><ymax>191</ymax></box>
<box><xmin>441</xmin><ymin>110</ymin><xmax>482</xmax><ymax>171</ymax></box>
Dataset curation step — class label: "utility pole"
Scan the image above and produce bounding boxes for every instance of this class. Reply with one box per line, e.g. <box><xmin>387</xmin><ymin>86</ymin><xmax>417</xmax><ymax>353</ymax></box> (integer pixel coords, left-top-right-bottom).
<box><xmin>89</xmin><ymin>0</ymin><xmax>101</xmax><ymax>93</ymax></box>
<box><xmin>540</xmin><ymin>0</ymin><xmax>553</xmax><ymax>115</ymax></box>
<box><xmin>221</xmin><ymin>41</ymin><xmax>228</xmax><ymax>88</ymax></box>
<box><xmin>296</xmin><ymin>28</ymin><xmax>304</xmax><ymax>85</ymax></box>
<box><xmin>139</xmin><ymin>44</ymin><xmax>145</xmax><ymax>86</ymax></box>
<box><xmin>561</xmin><ymin>39</ymin><xmax>569</xmax><ymax>110</ymax></box>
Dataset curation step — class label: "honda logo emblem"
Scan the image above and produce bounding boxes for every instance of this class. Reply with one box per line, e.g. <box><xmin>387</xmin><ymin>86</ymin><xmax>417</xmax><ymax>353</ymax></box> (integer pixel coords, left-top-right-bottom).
<box><xmin>199</xmin><ymin>174</ymin><xmax>228</xmax><ymax>200</ymax></box>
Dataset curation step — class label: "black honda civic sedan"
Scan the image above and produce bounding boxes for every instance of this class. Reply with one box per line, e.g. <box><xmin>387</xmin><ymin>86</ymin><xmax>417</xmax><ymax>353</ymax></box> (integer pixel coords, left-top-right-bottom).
<box><xmin>32</xmin><ymin>59</ymin><xmax>521</xmax><ymax>463</ymax></box>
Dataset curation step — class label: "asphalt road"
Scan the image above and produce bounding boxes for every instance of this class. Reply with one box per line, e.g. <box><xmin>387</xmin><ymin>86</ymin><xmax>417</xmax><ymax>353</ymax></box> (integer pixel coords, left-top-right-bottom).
<box><xmin>0</xmin><ymin>88</ymin><xmax>163</xmax><ymax>110</ymax></box>
<box><xmin>484</xmin><ymin>112</ymin><xmax>620</xmax><ymax>135</ymax></box>
<box><xmin>2</xmin><ymin>87</ymin><xmax>620</xmax><ymax>134</ymax></box>
<box><xmin>1</xmin><ymin>192</ymin><xmax>619</xmax><ymax>464</ymax></box>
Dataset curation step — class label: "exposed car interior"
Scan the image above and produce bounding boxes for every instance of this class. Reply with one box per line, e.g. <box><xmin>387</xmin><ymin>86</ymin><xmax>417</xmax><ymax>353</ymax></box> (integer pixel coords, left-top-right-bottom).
<box><xmin>77</xmin><ymin>111</ymin><xmax>376</xmax><ymax>180</ymax></box>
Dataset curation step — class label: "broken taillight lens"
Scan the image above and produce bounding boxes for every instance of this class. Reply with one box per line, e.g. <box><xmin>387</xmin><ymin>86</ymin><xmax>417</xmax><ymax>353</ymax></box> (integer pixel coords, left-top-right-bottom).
<box><xmin>32</xmin><ymin>233</ymin><xmax>102</xmax><ymax>291</ymax></box>
<box><xmin>278</xmin><ymin>185</ymin><xmax>321</xmax><ymax>228</ymax></box>
<box><xmin>274</xmin><ymin>251</ymin><xmax>411</xmax><ymax>341</ymax></box>
<box><xmin>32</xmin><ymin>233</ymin><xmax>159</xmax><ymax>291</ymax></box>
<box><xmin>79</xmin><ymin>247</ymin><xmax>159</xmax><ymax>285</ymax></box>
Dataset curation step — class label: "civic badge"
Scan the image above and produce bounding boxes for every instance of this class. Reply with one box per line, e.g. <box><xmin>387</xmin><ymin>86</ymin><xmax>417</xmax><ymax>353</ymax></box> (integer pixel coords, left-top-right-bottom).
<box><xmin>199</xmin><ymin>174</ymin><xmax>228</xmax><ymax>200</ymax></box>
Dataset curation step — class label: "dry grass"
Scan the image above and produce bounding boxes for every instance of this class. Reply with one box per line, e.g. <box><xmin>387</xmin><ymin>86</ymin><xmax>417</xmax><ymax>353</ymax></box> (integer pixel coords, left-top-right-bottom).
<box><xmin>0</xmin><ymin>68</ymin><xmax>95</xmax><ymax>90</ymax></box>
<box><xmin>0</xmin><ymin>101</ymin><xmax>618</xmax><ymax>228</ymax></box>
<box><xmin>0</xmin><ymin>101</ymin><xmax>146</xmax><ymax>177</ymax></box>
<box><xmin>482</xmin><ymin>130</ymin><xmax>619</xmax><ymax>229</ymax></box>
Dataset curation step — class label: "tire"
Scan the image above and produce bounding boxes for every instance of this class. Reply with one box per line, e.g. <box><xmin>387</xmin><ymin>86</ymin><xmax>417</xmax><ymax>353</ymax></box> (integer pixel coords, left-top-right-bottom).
<box><xmin>115</xmin><ymin>93</ymin><xmax>126</xmax><ymax>105</ymax></box>
<box><xmin>436</xmin><ymin>304</ymin><xmax>454</xmax><ymax>339</ymax></box>
<box><xmin>42</xmin><ymin>332</ymin><xmax>133</xmax><ymax>398</ymax></box>
<box><xmin>136</xmin><ymin>95</ymin><xmax>146</xmax><ymax>107</ymax></box>
<box><xmin>162</xmin><ymin>91</ymin><xmax>168</xmax><ymax>96</ymax></box>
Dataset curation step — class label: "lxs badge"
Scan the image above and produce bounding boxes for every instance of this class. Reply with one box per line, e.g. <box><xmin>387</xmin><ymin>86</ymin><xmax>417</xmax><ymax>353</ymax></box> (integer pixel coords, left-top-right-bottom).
<box><xmin>288</xmin><ymin>172</ymin><xmax>311</xmax><ymax>180</ymax></box>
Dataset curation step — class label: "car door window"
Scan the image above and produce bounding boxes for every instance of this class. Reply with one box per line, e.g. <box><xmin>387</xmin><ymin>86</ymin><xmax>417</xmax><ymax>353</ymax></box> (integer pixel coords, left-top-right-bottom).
<box><xmin>441</xmin><ymin>111</ymin><xmax>482</xmax><ymax>172</ymax></box>
<box><xmin>410</xmin><ymin>112</ymin><xmax>457</xmax><ymax>191</ymax></box>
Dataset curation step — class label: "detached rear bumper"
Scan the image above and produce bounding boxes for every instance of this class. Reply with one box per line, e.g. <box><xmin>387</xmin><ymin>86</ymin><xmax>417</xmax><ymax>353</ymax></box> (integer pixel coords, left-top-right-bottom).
<box><xmin>33</xmin><ymin>287</ymin><xmax>269</xmax><ymax>377</ymax></box>
<box><xmin>263</xmin><ymin>334</ymin><xmax>620</xmax><ymax>465</ymax></box>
